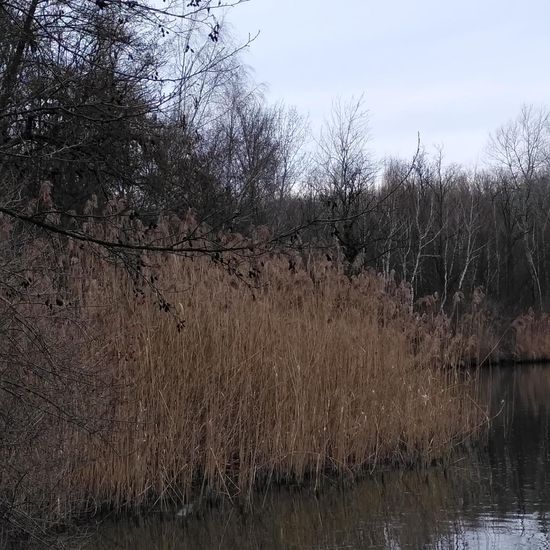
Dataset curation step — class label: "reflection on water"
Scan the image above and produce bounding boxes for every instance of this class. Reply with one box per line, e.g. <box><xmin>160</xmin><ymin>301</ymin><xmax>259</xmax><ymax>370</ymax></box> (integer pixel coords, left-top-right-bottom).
<box><xmin>86</xmin><ymin>365</ymin><xmax>550</xmax><ymax>549</ymax></box>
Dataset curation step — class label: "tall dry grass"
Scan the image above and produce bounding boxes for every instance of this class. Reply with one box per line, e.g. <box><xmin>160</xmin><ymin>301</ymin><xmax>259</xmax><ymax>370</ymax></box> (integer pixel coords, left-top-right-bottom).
<box><xmin>65</xmin><ymin>238</ymin><xmax>481</xmax><ymax>513</ymax></box>
<box><xmin>0</xmin><ymin>209</ymin><xmax>483</xmax><ymax>537</ymax></box>
<box><xmin>512</xmin><ymin>310</ymin><xmax>550</xmax><ymax>361</ymax></box>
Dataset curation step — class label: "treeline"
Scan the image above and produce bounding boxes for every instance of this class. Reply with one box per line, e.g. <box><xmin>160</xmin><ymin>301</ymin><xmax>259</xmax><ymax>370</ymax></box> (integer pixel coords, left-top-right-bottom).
<box><xmin>2</xmin><ymin>0</ymin><xmax>550</xmax><ymax>316</ymax></box>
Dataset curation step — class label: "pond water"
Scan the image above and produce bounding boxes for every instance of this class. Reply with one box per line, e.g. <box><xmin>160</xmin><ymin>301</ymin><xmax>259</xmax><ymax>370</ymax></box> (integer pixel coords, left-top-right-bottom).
<box><xmin>85</xmin><ymin>365</ymin><xmax>550</xmax><ymax>549</ymax></box>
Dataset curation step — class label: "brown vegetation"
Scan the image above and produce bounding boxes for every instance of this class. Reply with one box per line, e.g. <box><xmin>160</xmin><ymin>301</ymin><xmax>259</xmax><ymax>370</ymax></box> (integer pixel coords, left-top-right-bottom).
<box><xmin>512</xmin><ymin>311</ymin><xmax>550</xmax><ymax>361</ymax></box>
<box><xmin>0</xmin><ymin>211</ymin><xmax>483</xmax><ymax>542</ymax></box>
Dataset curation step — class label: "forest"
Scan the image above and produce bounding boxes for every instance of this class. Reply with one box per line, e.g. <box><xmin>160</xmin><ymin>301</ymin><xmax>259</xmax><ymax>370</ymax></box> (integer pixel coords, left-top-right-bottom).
<box><xmin>1</xmin><ymin>0</ymin><xmax>550</xmax><ymax>546</ymax></box>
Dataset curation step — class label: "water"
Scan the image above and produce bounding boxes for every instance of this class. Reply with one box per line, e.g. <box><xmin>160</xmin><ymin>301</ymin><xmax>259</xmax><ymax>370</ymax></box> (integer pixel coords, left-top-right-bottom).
<box><xmin>85</xmin><ymin>365</ymin><xmax>550</xmax><ymax>549</ymax></box>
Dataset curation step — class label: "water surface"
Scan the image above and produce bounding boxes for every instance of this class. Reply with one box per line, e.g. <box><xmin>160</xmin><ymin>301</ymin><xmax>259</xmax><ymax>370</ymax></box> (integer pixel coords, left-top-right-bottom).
<box><xmin>86</xmin><ymin>365</ymin><xmax>550</xmax><ymax>549</ymax></box>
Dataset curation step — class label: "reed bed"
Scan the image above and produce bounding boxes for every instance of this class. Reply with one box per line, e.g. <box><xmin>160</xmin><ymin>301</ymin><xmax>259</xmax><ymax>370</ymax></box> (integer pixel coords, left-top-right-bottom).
<box><xmin>0</xmin><ymin>212</ymin><xmax>483</xmax><ymax>536</ymax></box>
<box><xmin>512</xmin><ymin>310</ymin><xmax>550</xmax><ymax>361</ymax></box>
<box><xmin>66</xmin><ymin>249</ymin><xmax>481</xmax><ymax>513</ymax></box>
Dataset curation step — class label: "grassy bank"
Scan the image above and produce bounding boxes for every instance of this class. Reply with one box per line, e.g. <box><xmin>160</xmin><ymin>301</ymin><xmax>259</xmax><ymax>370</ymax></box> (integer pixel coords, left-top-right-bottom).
<box><xmin>1</xmin><ymin>217</ymin><xmax>483</xmax><ymax>541</ymax></box>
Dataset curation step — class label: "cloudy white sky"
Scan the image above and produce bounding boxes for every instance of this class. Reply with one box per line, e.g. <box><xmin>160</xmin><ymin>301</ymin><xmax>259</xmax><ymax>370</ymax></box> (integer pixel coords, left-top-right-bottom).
<box><xmin>229</xmin><ymin>0</ymin><xmax>550</xmax><ymax>167</ymax></box>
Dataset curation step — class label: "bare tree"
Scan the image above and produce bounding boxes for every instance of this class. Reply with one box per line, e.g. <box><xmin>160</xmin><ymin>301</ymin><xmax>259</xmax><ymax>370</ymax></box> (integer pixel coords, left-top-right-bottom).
<box><xmin>488</xmin><ymin>105</ymin><xmax>550</xmax><ymax>310</ymax></box>
<box><xmin>0</xmin><ymin>0</ymin><xmax>251</xmax><ymax>210</ymax></box>
<box><xmin>310</xmin><ymin>96</ymin><xmax>378</xmax><ymax>269</ymax></box>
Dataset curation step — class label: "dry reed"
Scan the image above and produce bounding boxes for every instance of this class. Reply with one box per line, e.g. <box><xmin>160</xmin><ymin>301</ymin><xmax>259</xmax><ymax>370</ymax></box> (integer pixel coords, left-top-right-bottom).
<box><xmin>512</xmin><ymin>310</ymin><xmax>550</xmax><ymax>360</ymax></box>
<box><xmin>0</xmin><ymin>210</ymin><xmax>483</xmax><ymax>535</ymax></box>
<box><xmin>67</xmin><ymin>247</ymin><xmax>481</xmax><ymax>513</ymax></box>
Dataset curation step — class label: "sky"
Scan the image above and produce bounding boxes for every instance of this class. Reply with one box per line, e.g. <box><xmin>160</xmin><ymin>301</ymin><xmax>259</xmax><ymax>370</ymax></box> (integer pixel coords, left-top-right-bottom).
<box><xmin>228</xmin><ymin>0</ymin><xmax>550</xmax><ymax>167</ymax></box>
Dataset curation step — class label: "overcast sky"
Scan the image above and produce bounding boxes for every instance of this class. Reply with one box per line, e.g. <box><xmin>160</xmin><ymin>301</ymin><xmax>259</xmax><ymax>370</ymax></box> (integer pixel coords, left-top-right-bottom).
<box><xmin>229</xmin><ymin>0</ymin><xmax>550</xmax><ymax>167</ymax></box>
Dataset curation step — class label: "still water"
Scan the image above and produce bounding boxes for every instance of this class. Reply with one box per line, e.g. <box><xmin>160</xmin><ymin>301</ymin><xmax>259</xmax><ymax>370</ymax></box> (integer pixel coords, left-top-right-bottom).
<box><xmin>88</xmin><ymin>365</ymin><xmax>550</xmax><ymax>549</ymax></box>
